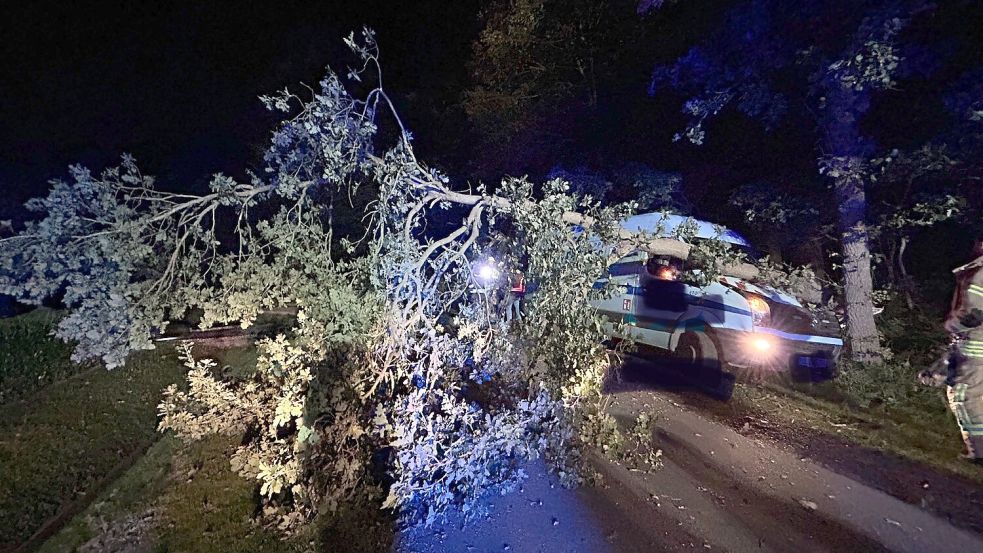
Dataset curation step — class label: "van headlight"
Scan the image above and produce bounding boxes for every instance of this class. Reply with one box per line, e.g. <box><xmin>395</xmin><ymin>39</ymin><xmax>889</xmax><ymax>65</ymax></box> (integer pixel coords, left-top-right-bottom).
<box><xmin>745</xmin><ymin>295</ymin><xmax>771</xmax><ymax>327</ymax></box>
<box><xmin>747</xmin><ymin>333</ymin><xmax>776</xmax><ymax>354</ymax></box>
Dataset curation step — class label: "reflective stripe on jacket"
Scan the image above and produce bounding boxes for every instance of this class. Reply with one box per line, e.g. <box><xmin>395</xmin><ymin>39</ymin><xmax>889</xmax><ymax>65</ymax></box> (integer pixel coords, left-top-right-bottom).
<box><xmin>947</xmin><ymin>264</ymin><xmax>983</xmax><ymax>341</ymax></box>
<box><xmin>961</xmin><ymin>339</ymin><xmax>983</xmax><ymax>358</ymax></box>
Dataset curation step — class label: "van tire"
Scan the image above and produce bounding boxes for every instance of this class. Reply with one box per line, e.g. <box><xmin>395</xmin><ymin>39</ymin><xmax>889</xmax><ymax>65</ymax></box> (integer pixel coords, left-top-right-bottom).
<box><xmin>673</xmin><ymin>331</ymin><xmax>719</xmax><ymax>368</ymax></box>
<box><xmin>674</xmin><ymin>331</ymin><xmax>733</xmax><ymax>399</ymax></box>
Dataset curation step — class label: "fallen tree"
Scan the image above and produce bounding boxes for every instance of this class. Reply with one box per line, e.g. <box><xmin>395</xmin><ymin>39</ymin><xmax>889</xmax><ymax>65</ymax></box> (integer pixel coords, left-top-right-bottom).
<box><xmin>0</xmin><ymin>30</ymin><xmax>753</xmax><ymax>528</ymax></box>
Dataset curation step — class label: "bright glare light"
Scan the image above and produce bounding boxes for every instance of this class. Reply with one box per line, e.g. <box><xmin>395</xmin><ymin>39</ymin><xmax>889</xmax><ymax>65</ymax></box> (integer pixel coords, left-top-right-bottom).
<box><xmin>657</xmin><ymin>266</ymin><xmax>677</xmax><ymax>280</ymax></box>
<box><xmin>751</xmin><ymin>336</ymin><xmax>772</xmax><ymax>352</ymax></box>
<box><xmin>745</xmin><ymin>333</ymin><xmax>777</xmax><ymax>357</ymax></box>
<box><xmin>475</xmin><ymin>262</ymin><xmax>500</xmax><ymax>284</ymax></box>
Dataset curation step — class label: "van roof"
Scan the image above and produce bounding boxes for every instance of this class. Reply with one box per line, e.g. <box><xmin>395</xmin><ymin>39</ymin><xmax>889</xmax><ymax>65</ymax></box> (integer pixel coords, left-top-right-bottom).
<box><xmin>620</xmin><ymin>212</ymin><xmax>751</xmax><ymax>248</ymax></box>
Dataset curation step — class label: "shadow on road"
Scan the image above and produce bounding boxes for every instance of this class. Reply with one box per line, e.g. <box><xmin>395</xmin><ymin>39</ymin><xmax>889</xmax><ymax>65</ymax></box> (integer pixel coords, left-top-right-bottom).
<box><xmin>607</xmin><ymin>352</ymin><xmax>737</xmax><ymax>401</ymax></box>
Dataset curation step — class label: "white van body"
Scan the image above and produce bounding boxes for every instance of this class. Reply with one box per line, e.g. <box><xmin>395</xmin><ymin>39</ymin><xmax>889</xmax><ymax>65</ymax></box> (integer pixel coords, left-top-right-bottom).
<box><xmin>591</xmin><ymin>213</ymin><xmax>843</xmax><ymax>376</ymax></box>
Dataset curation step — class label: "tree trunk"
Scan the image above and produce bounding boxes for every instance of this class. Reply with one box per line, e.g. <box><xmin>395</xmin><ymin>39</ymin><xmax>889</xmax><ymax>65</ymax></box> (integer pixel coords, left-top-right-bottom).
<box><xmin>883</xmin><ymin>236</ymin><xmax>897</xmax><ymax>286</ymax></box>
<box><xmin>898</xmin><ymin>236</ymin><xmax>915</xmax><ymax>309</ymax></box>
<box><xmin>767</xmin><ymin>238</ymin><xmax>783</xmax><ymax>264</ymax></box>
<box><xmin>833</xmin><ymin>164</ymin><xmax>883</xmax><ymax>361</ymax></box>
<box><xmin>820</xmin><ymin>67</ymin><xmax>884</xmax><ymax>362</ymax></box>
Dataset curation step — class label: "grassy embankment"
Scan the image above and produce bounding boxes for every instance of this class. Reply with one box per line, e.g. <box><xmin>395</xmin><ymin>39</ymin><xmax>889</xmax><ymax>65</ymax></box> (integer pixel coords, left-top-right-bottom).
<box><xmin>38</xmin><ymin>434</ymin><xmax>316</xmax><ymax>553</ymax></box>
<box><xmin>0</xmin><ymin>311</ymin><xmax>186</xmax><ymax>550</ymax></box>
<box><xmin>40</xmin><ymin>431</ymin><xmax>394</xmax><ymax>553</ymax></box>
<box><xmin>0</xmin><ymin>309</ymin><xmax>94</xmax><ymax>404</ymax></box>
<box><xmin>716</xmin><ymin>301</ymin><xmax>982</xmax><ymax>483</ymax></box>
<box><xmin>3</xmin><ymin>332</ymin><xmax>393</xmax><ymax>553</ymax></box>
<box><xmin>732</xmin><ymin>379</ymin><xmax>981</xmax><ymax>482</ymax></box>
<box><xmin>0</xmin><ymin>313</ymin><xmax>298</xmax><ymax>553</ymax></box>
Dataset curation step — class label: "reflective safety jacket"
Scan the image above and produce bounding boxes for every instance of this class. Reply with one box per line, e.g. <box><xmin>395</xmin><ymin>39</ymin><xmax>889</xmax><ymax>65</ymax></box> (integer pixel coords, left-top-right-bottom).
<box><xmin>947</xmin><ymin>261</ymin><xmax>983</xmax><ymax>360</ymax></box>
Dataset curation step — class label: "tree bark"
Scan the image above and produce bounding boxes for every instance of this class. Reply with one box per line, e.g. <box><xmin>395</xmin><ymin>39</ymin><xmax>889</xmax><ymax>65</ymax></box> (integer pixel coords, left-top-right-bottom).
<box><xmin>833</xmin><ymin>167</ymin><xmax>883</xmax><ymax>360</ymax></box>
<box><xmin>817</xmin><ymin>39</ymin><xmax>887</xmax><ymax>360</ymax></box>
<box><xmin>898</xmin><ymin>236</ymin><xmax>915</xmax><ymax>309</ymax></box>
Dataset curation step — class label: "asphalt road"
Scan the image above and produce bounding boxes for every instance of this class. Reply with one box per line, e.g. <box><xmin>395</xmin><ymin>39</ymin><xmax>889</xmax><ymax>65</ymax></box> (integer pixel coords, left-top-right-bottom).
<box><xmin>401</xmin><ymin>367</ymin><xmax>983</xmax><ymax>553</ymax></box>
<box><xmin>599</xmin><ymin>387</ymin><xmax>983</xmax><ymax>553</ymax></box>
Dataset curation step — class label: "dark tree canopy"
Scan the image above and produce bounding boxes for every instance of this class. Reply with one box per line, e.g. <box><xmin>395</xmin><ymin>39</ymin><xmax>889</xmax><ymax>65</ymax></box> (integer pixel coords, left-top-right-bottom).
<box><xmin>648</xmin><ymin>0</ymin><xmax>983</xmax><ymax>359</ymax></box>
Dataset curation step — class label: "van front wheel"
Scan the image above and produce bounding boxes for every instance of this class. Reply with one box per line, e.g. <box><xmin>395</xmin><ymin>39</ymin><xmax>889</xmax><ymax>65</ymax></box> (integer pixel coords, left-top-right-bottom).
<box><xmin>674</xmin><ymin>331</ymin><xmax>733</xmax><ymax>399</ymax></box>
<box><xmin>674</xmin><ymin>331</ymin><xmax>724</xmax><ymax>370</ymax></box>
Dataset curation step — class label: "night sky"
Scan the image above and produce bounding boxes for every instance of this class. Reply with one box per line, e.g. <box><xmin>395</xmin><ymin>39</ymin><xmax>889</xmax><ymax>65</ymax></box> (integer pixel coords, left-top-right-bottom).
<box><xmin>1</xmin><ymin>0</ymin><xmax>980</xmax><ymax>235</ymax></box>
<box><xmin>0</xmin><ymin>1</ymin><xmax>775</xmax><ymax>216</ymax></box>
<box><xmin>0</xmin><ymin>1</ymin><xmax>483</xmax><ymax>217</ymax></box>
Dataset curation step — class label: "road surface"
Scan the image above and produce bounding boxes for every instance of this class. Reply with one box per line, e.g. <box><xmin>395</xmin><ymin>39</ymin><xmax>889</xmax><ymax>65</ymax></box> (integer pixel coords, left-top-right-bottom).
<box><xmin>599</xmin><ymin>387</ymin><xmax>983</xmax><ymax>552</ymax></box>
<box><xmin>401</xmin><ymin>368</ymin><xmax>983</xmax><ymax>553</ymax></box>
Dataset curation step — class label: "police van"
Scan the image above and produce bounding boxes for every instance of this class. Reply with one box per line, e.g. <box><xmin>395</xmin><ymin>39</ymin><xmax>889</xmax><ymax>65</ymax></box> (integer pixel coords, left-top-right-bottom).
<box><xmin>593</xmin><ymin>212</ymin><xmax>843</xmax><ymax>380</ymax></box>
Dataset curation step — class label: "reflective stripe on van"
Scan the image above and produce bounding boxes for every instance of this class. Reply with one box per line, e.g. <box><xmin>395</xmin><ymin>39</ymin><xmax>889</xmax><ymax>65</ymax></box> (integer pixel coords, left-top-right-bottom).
<box><xmin>593</xmin><ymin>282</ymin><xmax>754</xmax><ymax>318</ymax></box>
<box><xmin>755</xmin><ymin>327</ymin><xmax>843</xmax><ymax>346</ymax></box>
<box><xmin>596</xmin><ymin>309</ymin><xmax>706</xmax><ymax>333</ymax></box>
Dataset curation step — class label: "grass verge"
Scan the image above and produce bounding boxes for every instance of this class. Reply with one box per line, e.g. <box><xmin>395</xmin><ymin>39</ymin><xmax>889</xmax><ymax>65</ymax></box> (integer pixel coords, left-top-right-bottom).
<box><xmin>0</xmin><ymin>344</ymin><xmax>185</xmax><ymax>550</ymax></box>
<box><xmin>42</xmin><ymin>432</ymin><xmax>397</xmax><ymax>553</ymax></box>
<box><xmin>36</xmin><ymin>433</ymin><xmax>309</xmax><ymax>553</ymax></box>
<box><xmin>36</xmin><ymin>435</ymin><xmax>180</xmax><ymax>553</ymax></box>
<box><xmin>0</xmin><ymin>309</ymin><xmax>96</xmax><ymax>404</ymax></box>
<box><xmin>736</xmin><ymin>380</ymin><xmax>983</xmax><ymax>483</ymax></box>
<box><xmin>37</xmin><ymin>343</ymin><xmax>396</xmax><ymax>553</ymax></box>
<box><xmin>153</xmin><ymin>434</ymin><xmax>315</xmax><ymax>553</ymax></box>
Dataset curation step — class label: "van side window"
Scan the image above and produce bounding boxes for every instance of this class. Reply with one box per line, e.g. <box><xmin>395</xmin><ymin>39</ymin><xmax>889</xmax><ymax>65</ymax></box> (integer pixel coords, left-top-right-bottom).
<box><xmin>646</xmin><ymin>256</ymin><xmax>682</xmax><ymax>279</ymax></box>
<box><xmin>642</xmin><ymin>256</ymin><xmax>687</xmax><ymax>311</ymax></box>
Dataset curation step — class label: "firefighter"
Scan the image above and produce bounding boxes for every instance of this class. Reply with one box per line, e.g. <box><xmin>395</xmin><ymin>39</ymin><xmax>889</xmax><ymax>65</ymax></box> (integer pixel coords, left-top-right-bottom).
<box><xmin>506</xmin><ymin>269</ymin><xmax>525</xmax><ymax>322</ymax></box>
<box><xmin>945</xmin><ymin>239</ymin><xmax>983</xmax><ymax>463</ymax></box>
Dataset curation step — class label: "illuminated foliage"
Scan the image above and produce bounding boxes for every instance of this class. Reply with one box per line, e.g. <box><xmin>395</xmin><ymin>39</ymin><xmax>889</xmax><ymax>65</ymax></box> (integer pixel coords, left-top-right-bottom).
<box><xmin>0</xmin><ymin>30</ymin><xmax>678</xmax><ymax>529</ymax></box>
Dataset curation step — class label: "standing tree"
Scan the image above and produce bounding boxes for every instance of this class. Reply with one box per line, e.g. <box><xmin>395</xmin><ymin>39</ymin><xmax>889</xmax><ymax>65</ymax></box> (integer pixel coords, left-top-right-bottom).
<box><xmin>464</xmin><ymin>0</ymin><xmax>645</xmax><ymax>177</ymax></box>
<box><xmin>644</xmin><ymin>0</ymin><xmax>980</xmax><ymax>361</ymax></box>
<box><xmin>867</xmin><ymin>145</ymin><xmax>963</xmax><ymax>308</ymax></box>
